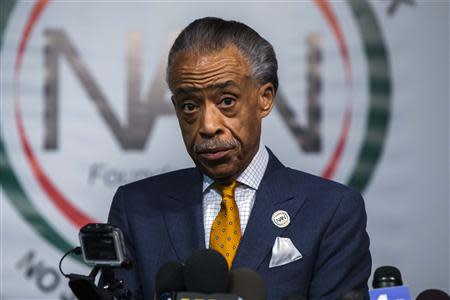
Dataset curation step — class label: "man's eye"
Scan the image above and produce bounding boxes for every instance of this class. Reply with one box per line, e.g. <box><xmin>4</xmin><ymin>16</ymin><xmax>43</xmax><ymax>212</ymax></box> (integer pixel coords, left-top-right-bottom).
<box><xmin>220</xmin><ymin>97</ymin><xmax>236</xmax><ymax>107</ymax></box>
<box><xmin>181</xmin><ymin>103</ymin><xmax>197</xmax><ymax>112</ymax></box>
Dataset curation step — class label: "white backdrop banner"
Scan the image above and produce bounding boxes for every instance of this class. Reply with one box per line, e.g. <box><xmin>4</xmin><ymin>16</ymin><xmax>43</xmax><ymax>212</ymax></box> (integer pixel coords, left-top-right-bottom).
<box><xmin>1</xmin><ymin>0</ymin><xmax>448</xmax><ymax>298</ymax></box>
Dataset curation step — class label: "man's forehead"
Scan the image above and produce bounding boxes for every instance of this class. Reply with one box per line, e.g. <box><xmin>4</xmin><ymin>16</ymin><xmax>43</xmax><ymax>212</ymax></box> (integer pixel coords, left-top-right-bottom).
<box><xmin>168</xmin><ymin>45</ymin><xmax>252</xmax><ymax>91</ymax></box>
<box><xmin>174</xmin><ymin>80</ymin><xmax>241</xmax><ymax>95</ymax></box>
<box><xmin>175</xmin><ymin>44</ymin><xmax>247</xmax><ymax>67</ymax></box>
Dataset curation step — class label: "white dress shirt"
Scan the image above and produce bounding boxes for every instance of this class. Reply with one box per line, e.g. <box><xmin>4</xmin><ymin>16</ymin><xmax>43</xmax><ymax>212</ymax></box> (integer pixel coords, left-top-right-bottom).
<box><xmin>202</xmin><ymin>144</ymin><xmax>269</xmax><ymax>247</ymax></box>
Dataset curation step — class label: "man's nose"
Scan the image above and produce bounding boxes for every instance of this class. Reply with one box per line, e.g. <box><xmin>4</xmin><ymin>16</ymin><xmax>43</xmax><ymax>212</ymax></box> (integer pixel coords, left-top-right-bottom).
<box><xmin>199</xmin><ymin>103</ymin><xmax>223</xmax><ymax>137</ymax></box>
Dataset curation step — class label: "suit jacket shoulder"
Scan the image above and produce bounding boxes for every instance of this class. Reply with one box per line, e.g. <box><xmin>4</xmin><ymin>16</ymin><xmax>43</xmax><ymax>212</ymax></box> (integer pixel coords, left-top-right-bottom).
<box><xmin>284</xmin><ymin>166</ymin><xmax>366</xmax><ymax>214</ymax></box>
<box><xmin>114</xmin><ymin>167</ymin><xmax>203</xmax><ymax>212</ymax></box>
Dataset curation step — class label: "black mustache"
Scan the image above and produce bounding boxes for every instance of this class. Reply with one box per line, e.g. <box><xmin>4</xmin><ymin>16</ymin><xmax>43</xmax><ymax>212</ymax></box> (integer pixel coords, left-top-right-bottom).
<box><xmin>194</xmin><ymin>139</ymin><xmax>238</xmax><ymax>153</ymax></box>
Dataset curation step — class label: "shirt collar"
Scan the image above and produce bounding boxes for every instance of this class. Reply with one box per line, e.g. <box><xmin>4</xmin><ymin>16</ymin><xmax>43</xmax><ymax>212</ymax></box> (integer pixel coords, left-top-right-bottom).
<box><xmin>202</xmin><ymin>143</ymin><xmax>269</xmax><ymax>192</ymax></box>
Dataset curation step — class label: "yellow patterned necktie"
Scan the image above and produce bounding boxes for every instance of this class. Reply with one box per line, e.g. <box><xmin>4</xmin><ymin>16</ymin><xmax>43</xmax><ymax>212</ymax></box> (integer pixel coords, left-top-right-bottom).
<box><xmin>209</xmin><ymin>180</ymin><xmax>241</xmax><ymax>269</ymax></box>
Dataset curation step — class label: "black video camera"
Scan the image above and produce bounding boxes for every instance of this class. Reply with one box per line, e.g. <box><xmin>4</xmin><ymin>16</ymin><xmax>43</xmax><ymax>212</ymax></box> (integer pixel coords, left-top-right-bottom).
<box><xmin>60</xmin><ymin>223</ymin><xmax>132</xmax><ymax>300</ymax></box>
<box><xmin>79</xmin><ymin>223</ymin><xmax>127</xmax><ymax>267</ymax></box>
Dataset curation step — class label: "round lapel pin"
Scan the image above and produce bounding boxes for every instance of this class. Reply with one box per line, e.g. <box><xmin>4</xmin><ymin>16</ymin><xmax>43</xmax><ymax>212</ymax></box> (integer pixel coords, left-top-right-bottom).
<box><xmin>272</xmin><ymin>210</ymin><xmax>290</xmax><ymax>228</ymax></box>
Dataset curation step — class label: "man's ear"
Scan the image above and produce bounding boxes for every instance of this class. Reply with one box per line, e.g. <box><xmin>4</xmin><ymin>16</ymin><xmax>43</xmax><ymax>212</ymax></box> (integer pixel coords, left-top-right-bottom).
<box><xmin>171</xmin><ymin>95</ymin><xmax>176</xmax><ymax>108</ymax></box>
<box><xmin>258</xmin><ymin>82</ymin><xmax>275</xmax><ymax>118</ymax></box>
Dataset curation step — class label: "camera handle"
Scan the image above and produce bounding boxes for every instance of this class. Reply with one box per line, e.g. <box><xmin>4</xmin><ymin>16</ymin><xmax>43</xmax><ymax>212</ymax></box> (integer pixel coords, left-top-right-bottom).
<box><xmin>99</xmin><ymin>260</ymin><xmax>133</xmax><ymax>300</ymax></box>
<box><xmin>59</xmin><ymin>247</ymin><xmax>132</xmax><ymax>300</ymax></box>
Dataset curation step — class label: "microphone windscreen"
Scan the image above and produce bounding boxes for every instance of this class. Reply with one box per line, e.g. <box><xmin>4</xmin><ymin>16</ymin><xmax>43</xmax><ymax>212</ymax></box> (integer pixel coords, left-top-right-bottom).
<box><xmin>184</xmin><ymin>249</ymin><xmax>229</xmax><ymax>293</ymax></box>
<box><xmin>372</xmin><ymin>266</ymin><xmax>403</xmax><ymax>288</ymax></box>
<box><xmin>176</xmin><ymin>292</ymin><xmax>241</xmax><ymax>300</ymax></box>
<box><xmin>337</xmin><ymin>289</ymin><xmax>367</xmax><ymax>300</ymax></box>
<box><xmin>155</xmin><ymin>261</ymin><xmax>185</xmax><ymax>296</ymax></box>
<box><xmin>228</xmin><ymin>268</ymin><xmax>267</xmax><ymax>300</ymax></box>
<box><xmin>416</xmin><ymin>289</ymin><xmax>450</xmax><ymax>300</ymax></box>
<box><xmin>282</xmin><ymin>295</ymin><xmax>306</xmax><ymax>300</ymax></box>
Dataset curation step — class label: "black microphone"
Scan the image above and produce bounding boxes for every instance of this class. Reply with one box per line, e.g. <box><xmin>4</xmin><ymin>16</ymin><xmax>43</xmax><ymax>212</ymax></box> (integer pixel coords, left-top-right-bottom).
<box><xmin>175</xmin><ymin>292</ymin><xmax>241</xmax><ymax>300</ymax></box>
<box><xmin>228</xmin><ymin>268</ymin><xmax>267</xmax><ymax>300</ymax></box>
<box><xmin>282</xmin><ymin>295</ymin><xmax>306</xmax><ymax>300</ymax></box>
<box><xmin>370</xmin><ymin>266</ymin><xmax>410</xmax><ymax>300</ymax></box>
<box><xmin>337</xmin><ymin>289</ymin><xmax>367</xmax><ymax>300</ymax></box>
<box><xmin>155</xmin><ymin>261</ymin><xmax>185</xmax><ymax>300</ymax></box>
<box><xmin>372</xmin><ymin>266</ymin><xmax>403</xmax><ymax>288</ymax></box>
<box><xmin>416</xmin><ymin>289</ymin><xmax>450</xmax><ymax>300</ymax></box>
<box><xmin>184</xmin><ymin>249</ymin><xmax>229</xmax><ymax>293</ymax></box>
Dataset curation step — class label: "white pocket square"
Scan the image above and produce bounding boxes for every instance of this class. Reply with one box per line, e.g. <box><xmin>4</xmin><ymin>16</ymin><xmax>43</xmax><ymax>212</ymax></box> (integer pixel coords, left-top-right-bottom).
<box><xmin>269</xmin><ymin>237</ymin><xmax>303</xmax><ymax>268</ymax></box>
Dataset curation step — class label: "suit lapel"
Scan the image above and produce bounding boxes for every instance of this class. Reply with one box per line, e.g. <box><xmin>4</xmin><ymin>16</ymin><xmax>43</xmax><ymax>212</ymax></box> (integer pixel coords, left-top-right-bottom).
<box><xmin>163</xmin><ymin>168</ymin><xmax>206</xmax><ymax>262</ymax></box>
<box><xmin>233</xmin><ymin>151</ymin><xmax>306</xmax><ymax>271</ymax></box>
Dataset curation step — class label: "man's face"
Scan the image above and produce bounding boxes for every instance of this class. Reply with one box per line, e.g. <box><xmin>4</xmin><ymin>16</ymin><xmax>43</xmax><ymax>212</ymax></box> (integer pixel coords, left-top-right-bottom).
<box><xmin>169</xmin><ymin>45</ymin><xmax>274</xmax><ymax>183</ymax></box>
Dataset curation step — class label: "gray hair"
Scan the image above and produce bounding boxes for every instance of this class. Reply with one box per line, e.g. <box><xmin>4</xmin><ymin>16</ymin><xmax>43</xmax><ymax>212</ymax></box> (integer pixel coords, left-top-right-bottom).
<box><xmin>166</xmin><ymin>17</ymin><xmax>278</xmax><ymax>93</ymax></box>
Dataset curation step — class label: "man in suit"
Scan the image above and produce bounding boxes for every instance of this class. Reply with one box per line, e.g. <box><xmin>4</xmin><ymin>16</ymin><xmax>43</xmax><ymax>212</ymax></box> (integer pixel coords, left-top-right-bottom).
<box><xmin>108</xmin><ymin>17</ymin><xmax>371</xmax><ymax>299</ymax></box>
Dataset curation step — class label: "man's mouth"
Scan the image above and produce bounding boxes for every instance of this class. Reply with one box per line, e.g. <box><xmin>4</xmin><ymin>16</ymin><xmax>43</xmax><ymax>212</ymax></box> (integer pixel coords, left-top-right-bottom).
<box><xmin>197</xmin><ymin>147</ymin><xmax>233</xmax><ymax>161</ymax></box>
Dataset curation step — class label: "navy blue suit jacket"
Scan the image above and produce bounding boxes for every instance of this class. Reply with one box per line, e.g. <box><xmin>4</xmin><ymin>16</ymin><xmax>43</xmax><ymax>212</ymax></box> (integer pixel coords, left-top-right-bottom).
<box><xmin>108</xmin><ymin>151</ymin><xmax>371</xmax><ymax>299</ymax></box>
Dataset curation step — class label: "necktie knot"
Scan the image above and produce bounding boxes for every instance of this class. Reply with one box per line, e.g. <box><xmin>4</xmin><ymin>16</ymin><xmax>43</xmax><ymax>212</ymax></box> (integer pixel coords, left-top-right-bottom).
<box><xmin>214</xmin><ymin>180</ymin><xmax>238</xmax><ymax>198</ymax></box>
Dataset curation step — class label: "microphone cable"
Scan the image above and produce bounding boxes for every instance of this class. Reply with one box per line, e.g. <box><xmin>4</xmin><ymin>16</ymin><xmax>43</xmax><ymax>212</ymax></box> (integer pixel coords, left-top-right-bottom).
<box><xmin>58</xmin><ymin>246</ymin><xmax>82</xmax><ymax>277</ymax></box>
